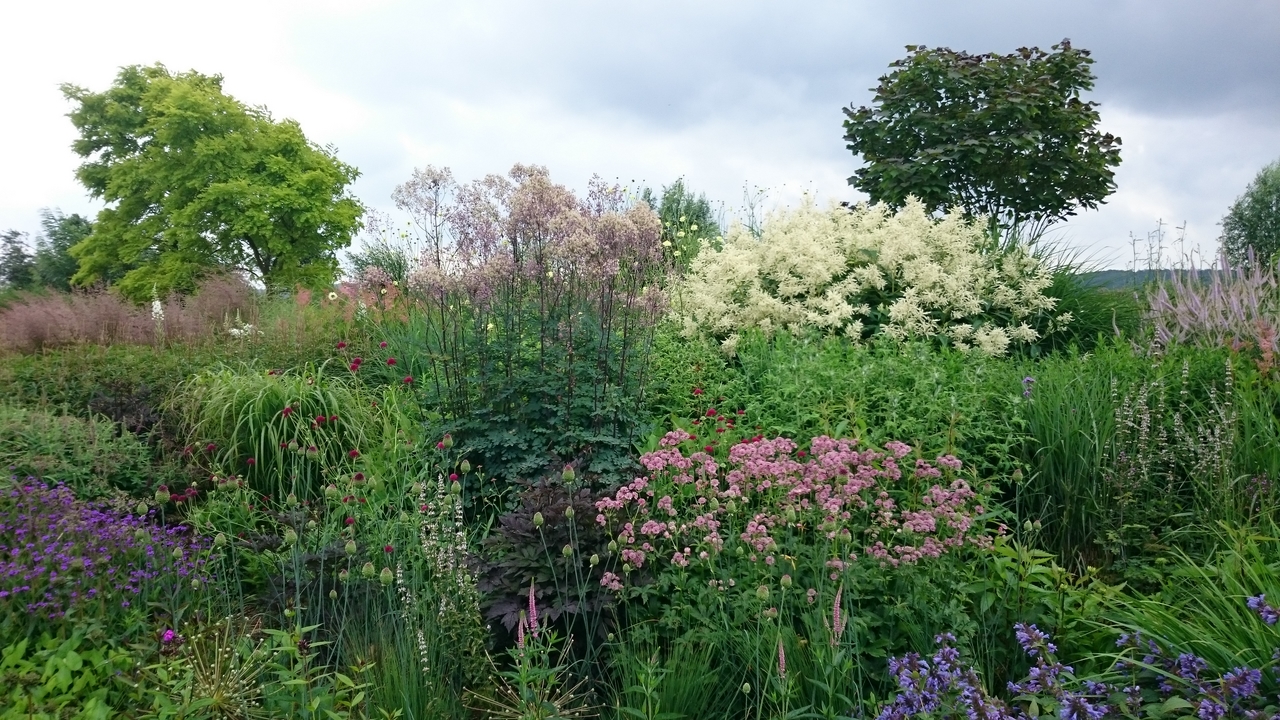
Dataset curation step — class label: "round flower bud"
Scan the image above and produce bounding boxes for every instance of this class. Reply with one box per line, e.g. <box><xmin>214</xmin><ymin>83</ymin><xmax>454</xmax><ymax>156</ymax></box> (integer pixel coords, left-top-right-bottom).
<box><xmin>1023</xmin><ymin>520</ymin><xmax>1034</xmax><ymax>533</ymax></box>
<box><xmin>726</xmin><ymin>500</ymin><xmax>737</xmax><ymax>513</ymax></box>
<box><xmin>763</xmin><ymin>607</ymin><xmax>778</xmax><ymax>619</ymax></box>
<box><xmin>1012</xmin><ymin>468</ymin><xmax>1024</xmax><ymax>482</ymax></box>
<box><xmin>564</xmin><ymin>506</ymin><xmax>575</xmax><ymax>519</ymax></box>
<box><xmin>708</xmin><ymin>498</ymin><xmax>719</xmax><ymax>512</ymax></box>
<box><xmin>214</xmin><ymin>532</ymin><xmax>228</xmax><ymax>548</ymax></box>
<box><xmin>325</xmin><ymin>484</ymin><xmax>339</xmax><ymax>499</ymax></box>
<box><xmin>608</xmin><ymin>540</ymin><xmax>618</xmax><ymax>553</ymax></box>
<box><xmin>533</xmin><ymin>512</ymin><xmax>544</xmax><ymax>528</ymax></box>
<box><xmin>622</xmin><ymin>563</ymin><xmax>633</xmax><ymax>573</ymax></box>
<box><xmin>362</xmin><ymin>562</ymin><xmax>376</xmax><ymax>579</ymax></box>
<box><xmin>345</xmin><ymin>540</ymin><xmax>357</xmax><ymax>556</ymax></box>
<box><xmin>607</xmin><ymin>633</ymin><xmax>615</xmax><ymax>641</ymax></box>
<box><xmin>329</xmin><ymin>589</ymin><xmax>338</xmax><ymax>600</ymax></box>
<box><xmin>135</xmin><ymin>528</ymin><xmax>150</xmax><ymax>542</ymax></box>
<box><xmin>785</xmin><ymin>508</ymin><xmax>797</xmax><ymax>524</ymax></box>
<box><xmin>442</xmin><ymin>434</ymin><xmax>454</xmax><ymax>449</ymax></box>
<box><xmin>742</xmin><ymin>683</ymin><xmax>751</xmax><ymax>695</ymax></box>
<box><xmin>287</xmin><ymin>492</ymin><xmax>299</xmax><ymax>507</ymax></box>
<box><xmin>338</xmin><ymin>568</ymin><xmax>350</xmax><ymax>583</ymax></box>
<box><xmin>1033</xmin><ymin>520</ymin><xmax>1042</xmax><ymax>530</ymax></box>
<box><xmin>410</xmin><ymin>482</ymin><xmax>424</xmax><ymax>495</ymax></box>
<box><xmin>781</xmin><ymin>574</ymin><xmax>792</xmax><ymax>588</ymax></box>
<box><xmin>756</xmin><ymin>584</ymin><xmax>770</xmax><ymax>601</ymax></box>
<box><xmin>172</xmin><ymin>547</ymin><xmax>184</xmax><ymax>560</ymax></box>
<box><xmin>450</xmin><ymin>481</ymin><xmax>462</xmax><ymax>496</ymax></box>
<box><xmin>380</xmin><ymin>567</ymin><xmax>394</xmax><ymax>586</ymax></box>
<box><xmin>590</xmin><ymin>554</ymin><xmax>600</xmax><ymax>566</ymax></box>
<box><xmin>135</xmin><ymin>502</ymin><xmax>148</xmax><ymax>516</ymax></box>
<box><xmin>284</xmin><ymin>608</ymin><xmax>294</xmax><ymax>618</ymax></box>
<box><xmin>562</xmin><ymin>465</ymin><xmax>575</xmax><ymax>482</ymax></box>
<box><xmin>155</xmin><ymin>487</ymin><xmax>171</xmax><ymax>504</ymax></box>
<box><xmin>191</xmin><ymin>579</ymin><xmax>201</xmax><ymax>590</ymax></box>
<box><xmin>562</xmin><ymin>544</ymin><xmax>574</xmax><ymax>558</ymax></box>
<box><xmin>459</xmin><ymin>460</ymin><xmax>471</xmax><ymax>474</ymax></box>
<box><xmin>735</xmin><ymin>546</ymin><xmax>745</xmax><ymax>557</ymax></box>
<box><xmin>307</xmin><ymin>520</ymin><xmax>317</xmax><ymax>530</ymax></box>
<box><xmin>283</xmin><ymin>529</ymin><xmax>298</xmax><ymax>545</ymax></box>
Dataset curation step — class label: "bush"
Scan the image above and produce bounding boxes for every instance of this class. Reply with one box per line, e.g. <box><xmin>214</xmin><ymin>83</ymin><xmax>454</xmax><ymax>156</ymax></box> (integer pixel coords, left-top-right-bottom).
<box><xmin>0</xmin><ymin>404</ymin><xmax>174</xmax><ymax>498</ymax></box>
<box><xmin>675</xmin><ymin>198</ymin><xmax>1071</xmax><ymax>356</ymax></box>
<box><xmin>381</xmin><ymin>164</ymin><xmax>669</xmax><ymax>499</ymax></box>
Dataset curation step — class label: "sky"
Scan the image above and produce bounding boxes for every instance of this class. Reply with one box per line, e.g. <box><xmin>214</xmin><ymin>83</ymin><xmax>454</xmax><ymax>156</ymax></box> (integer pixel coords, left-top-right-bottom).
<box><xmin>2</xmin><ymin>0</ymin><xmax>1278</xmax><ymax>269</ymax></box>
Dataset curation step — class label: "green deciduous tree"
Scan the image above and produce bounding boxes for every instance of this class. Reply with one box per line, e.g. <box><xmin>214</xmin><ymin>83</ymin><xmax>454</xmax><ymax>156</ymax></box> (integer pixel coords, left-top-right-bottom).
<box><xmin>640</xmin><ymin>178</ymin><xmax>721</xmax><ymax>270</ymax></box>
<box><xmin>842</xmin><ymin>39</ymin><xmax>1122</xmax><ymax>241</ymax></box>
<box><xmin>1220</xmin><ymin>159</ymin><xmax>1280</xmax><ymax>268</ymax></box>
<box><xmin>33</xmin><ymin>209</ymin><xmax>93</xmax><ymax>291</ymax></box>
<box><xmin>0</xmin><ymin>230</ymin><xmax>35</xmax><ymax>289</ymax></box>
<box><xmin>61</xmin><ymin>63</ymin><xmax>364</xmax><ymax>300</ymax></box>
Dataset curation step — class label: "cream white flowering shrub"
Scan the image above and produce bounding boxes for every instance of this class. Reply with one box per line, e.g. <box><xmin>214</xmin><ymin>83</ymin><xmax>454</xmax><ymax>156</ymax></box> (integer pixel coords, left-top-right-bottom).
<box><xmin>676</xmin><ymin>197</ymin><xmax>1069</xmax><ymax>356</ymax></box>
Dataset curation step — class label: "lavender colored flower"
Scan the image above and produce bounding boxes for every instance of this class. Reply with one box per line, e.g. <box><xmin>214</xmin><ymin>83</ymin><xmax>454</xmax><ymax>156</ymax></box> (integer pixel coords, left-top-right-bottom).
<box><xmin>1247</xmin><ymin>594</ymin><xmax>1279</xmax><ymax>625</ymax></box>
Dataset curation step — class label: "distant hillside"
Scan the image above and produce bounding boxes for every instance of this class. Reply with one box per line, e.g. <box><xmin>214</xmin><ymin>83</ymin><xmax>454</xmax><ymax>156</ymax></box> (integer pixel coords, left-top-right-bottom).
<box><xmin>1077</xmin><ymin>269</ymin><xmax>1216</xmax><ymax>290</ymax></box>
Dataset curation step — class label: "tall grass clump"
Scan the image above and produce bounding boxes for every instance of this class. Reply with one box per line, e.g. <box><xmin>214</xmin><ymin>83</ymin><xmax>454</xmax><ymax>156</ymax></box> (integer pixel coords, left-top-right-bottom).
<box><xmin>172</xmin><ymin>364</ymin><xmax>381</xmax><ymax>501</ymax></box>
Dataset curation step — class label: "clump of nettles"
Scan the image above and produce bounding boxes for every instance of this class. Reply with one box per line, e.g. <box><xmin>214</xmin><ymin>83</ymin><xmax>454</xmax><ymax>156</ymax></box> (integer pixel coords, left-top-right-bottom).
<box><xmin>677</xmin><ymin>197</ymin><xmax>1070</xmax><ymax>356</ymax></box>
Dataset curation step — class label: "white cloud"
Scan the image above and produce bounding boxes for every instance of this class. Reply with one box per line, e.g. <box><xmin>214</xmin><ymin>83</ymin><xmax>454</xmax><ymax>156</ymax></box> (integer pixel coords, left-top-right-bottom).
<box><xmin>2</xmin><ymin>0</ymin><xmax>1277</xmax><ymax>268</ymax></box>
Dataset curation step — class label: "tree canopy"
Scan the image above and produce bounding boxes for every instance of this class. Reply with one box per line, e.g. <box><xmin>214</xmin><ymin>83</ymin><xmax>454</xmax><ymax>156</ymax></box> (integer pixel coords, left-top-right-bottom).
<box><xmin>61</xmin><ymin>64</ymin><xmax>364</xmax><ymax>300</ymax></box>
<box><xmin>0</xmin><ymin>230</ymin><xmax>34</xmax><ymax>289</ymax></box>
<box><xmin>33</xmin><ymin>210</ymin><xmax>93</xmax><ymax>291</ymax></box>
<box><xmin>1220</xmin><ymin>159</ymin><xmax>1280</xmax><ymax>268</ymax></box>
<box><xmin>842</xmin><ymin>39</ymin><xmax>1121</xmax><ymax>241</ymax></box>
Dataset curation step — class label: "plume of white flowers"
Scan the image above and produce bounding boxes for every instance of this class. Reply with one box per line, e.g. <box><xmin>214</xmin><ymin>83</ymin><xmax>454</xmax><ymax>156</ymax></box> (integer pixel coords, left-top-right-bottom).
<box><xmin>676</xmin><ymin>197</ymin><xmax>1068</xmax><ymax>356</ymax></box>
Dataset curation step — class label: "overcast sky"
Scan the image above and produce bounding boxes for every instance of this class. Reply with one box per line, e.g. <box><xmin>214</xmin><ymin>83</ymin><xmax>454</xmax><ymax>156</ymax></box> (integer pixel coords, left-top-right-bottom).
<box><xmin>3</xmin><ymin>0</ymin><xmax>1278</xmax><ymax>269</ymax></box>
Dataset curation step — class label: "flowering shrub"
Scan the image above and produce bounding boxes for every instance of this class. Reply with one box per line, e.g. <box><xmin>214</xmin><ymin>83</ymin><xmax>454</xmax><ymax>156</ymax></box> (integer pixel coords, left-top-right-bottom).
<box><xmin>676</xmin><ymin>197</ymin><xmax>1069</xmax><ymax>356</ymax></box>
<box><xmin>376</xmin><ymin>164</ymin><xmax>669</xmax><ymax>492</ymax></box>
<box><xmin>597</xmin><ymin>430</ymin><xmax>990</xmax><ymax>582</ymax></box>
<box><xmin>0</xmin><ymin>481</ymin><xmax>206</xmax><ymax>630</ymax></box>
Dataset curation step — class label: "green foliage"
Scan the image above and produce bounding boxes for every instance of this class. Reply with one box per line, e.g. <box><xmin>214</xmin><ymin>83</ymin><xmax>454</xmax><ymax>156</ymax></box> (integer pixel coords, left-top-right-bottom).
<box><xmin>722</xmin><ymin>332</ymin><xmax>1025</xmax><ymax>480</ymax></box>
<box><xmin>0</xmin><ymin>631</ymin><xmax>140</xmax><ymax>719</ymax></box>
<box><xmin>843</xmin><ymin>39</ymin><xmax>1122</xmax><ymax>240</ymax></box>
<box><xmin>61</xmin><ymin>63</ymin><xmax>364</xmax><ymax>299</ymax></box>
<box><xmin>33</xmin><ymin>209</ymin><xmax>93</xmax><ymax>292</ymax></box>
<box><xmin>641</xmin><ymin>178</ymin><xmax>722</xmax><ymax>271</ymax></box>
<box><xmin>0</xmin><ymin>403</ymin><xmax>172</xmax><ymax>498</ymax></box>
<box><xmin>1036</xmin><ymin>271</ymin><xmax>1142</xmax><ymax>353</ymax></box>
<box><xmin>1104</xmin><ymin>526</ymin><xmax>1280</xmax><ymax>690</ymax></box>
<box><xmin>172</xmin><ymin>364</ymin><xmax>381</xmax><ymax>501</ymax></box>
<box><xmin>1221</xmin><ymin>159</ymin><xmax>1280</xmax><ymax>267</ymax></box>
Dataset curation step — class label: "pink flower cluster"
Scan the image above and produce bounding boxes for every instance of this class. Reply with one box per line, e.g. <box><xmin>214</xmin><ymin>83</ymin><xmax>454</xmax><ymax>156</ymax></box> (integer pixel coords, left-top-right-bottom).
<box><xmin>594</xmin><ymin>432</ymin><xmax>992</xmax><ymax>586</ymax></box>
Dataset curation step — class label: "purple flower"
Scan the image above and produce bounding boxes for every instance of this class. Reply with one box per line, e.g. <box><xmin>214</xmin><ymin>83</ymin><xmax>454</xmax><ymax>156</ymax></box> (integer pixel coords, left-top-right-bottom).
<box><xmin>1247</xmin><ymin>594</ymin><xmax>1279</xmax><ymax>625</ymax></box>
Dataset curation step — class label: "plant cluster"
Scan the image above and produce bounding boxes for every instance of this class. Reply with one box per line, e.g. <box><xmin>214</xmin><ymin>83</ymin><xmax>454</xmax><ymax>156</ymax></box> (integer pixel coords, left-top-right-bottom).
<box><xmin>676</xmin><ymin>198</ymin><xmax>1070</xmax><ymax>356</ymax></box>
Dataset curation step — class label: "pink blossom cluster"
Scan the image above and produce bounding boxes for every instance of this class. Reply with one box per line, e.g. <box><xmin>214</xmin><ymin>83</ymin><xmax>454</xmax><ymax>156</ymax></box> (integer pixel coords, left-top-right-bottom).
<box><xmin>594</xmin><ymin>432</ymin><xmax>992</xmax><ymax>586</ymax></box>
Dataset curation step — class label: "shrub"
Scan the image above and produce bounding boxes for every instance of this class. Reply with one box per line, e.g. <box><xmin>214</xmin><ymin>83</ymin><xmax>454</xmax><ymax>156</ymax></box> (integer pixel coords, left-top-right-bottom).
<box><xmin>0</xmin><ymin>404</ymin><xmax>169</xmax><ymax>498</ymax></box>
<box><xmin>381</xmin><ymin>164</ymin><xmax>668</xmax><ymax>496</ymax></box>
<box><xmin>676</xmin><ymin>197</ymin><xmax>1071</xmax><ymax>356</ymax></box>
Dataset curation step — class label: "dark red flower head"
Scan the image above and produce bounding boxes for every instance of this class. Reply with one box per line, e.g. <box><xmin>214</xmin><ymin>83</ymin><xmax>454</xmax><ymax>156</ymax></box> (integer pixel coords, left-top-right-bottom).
<box><xmin>329</xmin><ymin>415</ymin><xmax>338</xmax><ymax>422</ymax></box>
<box><xmin>449</xmin><ymin>473</ymin><xmax>458</xmax><ymax>481</ymax></box>
<box><xmin>281</xmin><ymin>407</ymin><xmax>294</xmax><ymax>417</ymax></box>
<box><xmin>693</xmin><ymin>388</ymin><xmax>704</xmax><ymax>396</ymax></box>
<box><xmin>349</xmin><ymin>363</ymin><xmax>360</xmax><ymax>372</ymax></box>
<box><xmin>386</xmin><ymin>357</ymin><xmax>397</xmax><ymax>366</ymax></box>
<box><xmin>337</xmin><ymin>341</ymin><xmax>347</xmax><ymax>349</ymax></box>
<box><xmin>704</xmin><ymin>445</ymin><xmax>715</xmax><ymax>453</ymax></box>
<box><xmin>379</xmin><ymin>341</ymin><xmax>388</xmax><ymax>348</ymax></box>
<box><xmin>353</xmin><ymin>472</ymin><xmax>365</xmax><ymax>483</ymax></box>
<box><xmin>404</xmin><ymin>376</ymin><xmax>413</xmax><ymax>384</ymax></box>
<box><xmin>316</xmin><ymin>415</ymin><xmax>326</xmax><ymax>424</ymax></box>
<box><xmin>247</xmin><ymin>458</ymin><xmax>256</xmax><ymax>465</ymax></box>
<box><xmin>706</xmin><ymin>408</ymin><xmax>716</xmax><ymax>417</ymax></box>
<box><xmin>383</xmin><ymin>544</ymin><xmax>394</xmax><ymax>553</ymax></box>
<box><xmin>205</xmin><ymin>443</ymin><xmax>216</xmax><ymax>453</ymax></box>
<box><xmin>352</xmin><ymin>357</ymin><xmax>363</xmax><ymax>365</ymax></box>
<box><xmin>348</xmin><ymin>449</ymin><xmax>360</xmax><ymax>459</ymax></box>
<box><xmin>345</xmin><ymin>517</ymin><xmax>355</xmax><ymax>526</ymax></box>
